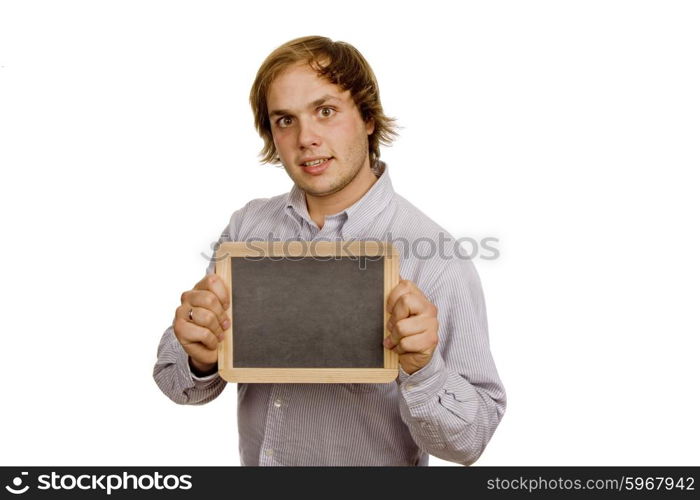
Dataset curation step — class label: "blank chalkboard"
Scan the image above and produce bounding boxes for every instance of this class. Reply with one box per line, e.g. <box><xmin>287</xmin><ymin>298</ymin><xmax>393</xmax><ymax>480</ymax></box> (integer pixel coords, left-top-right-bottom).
<box><xmin>214</xmin><ymin>241</ymin><xmax>399</xmax><ymax>383</ymax></box>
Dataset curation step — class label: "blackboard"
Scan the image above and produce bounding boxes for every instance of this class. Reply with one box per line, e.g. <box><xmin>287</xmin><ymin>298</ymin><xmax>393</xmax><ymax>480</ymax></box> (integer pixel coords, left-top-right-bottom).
<box><xmin>214</xmin><ymin>241</ymin><xmax>399</xmax><ymax>383</ymax></box>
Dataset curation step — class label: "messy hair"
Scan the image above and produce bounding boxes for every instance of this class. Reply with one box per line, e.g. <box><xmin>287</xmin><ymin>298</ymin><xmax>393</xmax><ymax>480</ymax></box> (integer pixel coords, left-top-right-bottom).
<box><xmin>250</xmin><ymin>36</ymin><xmax>399</xmax><ymax>165</ymax></box>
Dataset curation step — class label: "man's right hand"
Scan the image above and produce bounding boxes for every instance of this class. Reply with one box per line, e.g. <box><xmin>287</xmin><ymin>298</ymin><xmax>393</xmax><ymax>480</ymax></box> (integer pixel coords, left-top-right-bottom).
<box><xmin>173</xmin><ymin>274</ymin><xmax>231</xmax><ymax>376</ymax></box>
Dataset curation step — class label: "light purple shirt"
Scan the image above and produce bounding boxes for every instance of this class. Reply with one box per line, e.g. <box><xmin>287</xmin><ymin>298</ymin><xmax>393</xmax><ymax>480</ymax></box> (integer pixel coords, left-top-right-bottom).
<box><xmin>153</xmin><ymin>162</ymin><xmax>506</xmax><ymax>465</ymax></box>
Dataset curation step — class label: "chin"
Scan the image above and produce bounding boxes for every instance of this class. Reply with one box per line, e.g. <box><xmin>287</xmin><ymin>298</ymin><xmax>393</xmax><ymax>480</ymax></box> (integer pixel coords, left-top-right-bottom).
<box><xmin>299</xmin><ymin>183</ymin><xmax>337</xmax><ymax>197</ymax></box>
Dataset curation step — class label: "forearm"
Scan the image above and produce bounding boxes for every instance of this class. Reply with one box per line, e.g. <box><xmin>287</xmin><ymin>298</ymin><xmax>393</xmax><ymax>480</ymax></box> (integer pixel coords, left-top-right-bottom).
<box><xmin>398</xmin><ymin>352</ymin><xmax>505</xmax><ymax>465</ymax></box>
<box><xmin>152</xmin><ymin>325</ymin><xmax>226</xmax><ymax>405</ymax></box>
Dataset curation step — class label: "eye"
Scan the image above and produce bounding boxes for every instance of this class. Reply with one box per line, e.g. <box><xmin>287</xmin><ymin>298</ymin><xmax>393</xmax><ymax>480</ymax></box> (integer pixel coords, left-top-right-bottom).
<box><xmin>276</xmin><ymin>116</ymin><xmax>293</xmax><ymax>128</ymax></box>
<box><xmin>319</xmin><ymin>107</ymin><xmax>335</xmax><ymax>118</ymax></box>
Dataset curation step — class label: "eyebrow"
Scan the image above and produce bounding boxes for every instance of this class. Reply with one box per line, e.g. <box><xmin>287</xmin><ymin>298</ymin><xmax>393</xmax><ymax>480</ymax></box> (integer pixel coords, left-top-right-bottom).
<box><xmin>269</xmin><ymin>94</ymin><xmax>342</xmax><ymax>118</ymax></box>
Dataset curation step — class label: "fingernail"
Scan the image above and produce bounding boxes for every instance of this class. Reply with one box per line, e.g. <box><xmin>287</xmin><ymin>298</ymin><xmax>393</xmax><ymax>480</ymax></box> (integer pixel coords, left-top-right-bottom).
<box><xmin>222</xmin><ymin>319</ymin><xmax>230</xmax><ymax>329</ymax></box>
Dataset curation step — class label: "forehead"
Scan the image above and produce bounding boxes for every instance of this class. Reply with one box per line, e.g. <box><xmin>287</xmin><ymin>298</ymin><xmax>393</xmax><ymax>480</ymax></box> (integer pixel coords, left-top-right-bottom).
<box><xmin>267</xmin><ymin>62</ymin><xmax>349</xmax><ymax>109</ymax></box>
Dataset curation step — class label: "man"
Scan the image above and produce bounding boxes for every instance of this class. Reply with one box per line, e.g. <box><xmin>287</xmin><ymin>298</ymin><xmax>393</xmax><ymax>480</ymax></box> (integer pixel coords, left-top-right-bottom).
<box><xmin>153</xmin><ymin>36</ymin><xmax>506</xmax><ymax>466</ymax></box>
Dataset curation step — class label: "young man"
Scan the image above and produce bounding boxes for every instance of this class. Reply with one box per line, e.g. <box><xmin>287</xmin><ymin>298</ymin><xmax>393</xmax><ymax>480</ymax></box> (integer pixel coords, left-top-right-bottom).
<box><xmin>153</xmin><ymin>36</ymin><xmax>506</xmax><ymax>466</ymax></box>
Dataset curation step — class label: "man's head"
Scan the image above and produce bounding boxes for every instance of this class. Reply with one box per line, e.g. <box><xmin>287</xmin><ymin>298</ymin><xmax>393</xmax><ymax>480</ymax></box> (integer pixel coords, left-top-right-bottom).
<box><xmin>263</xmin><ymin>61</ymin><xmax>376</xmax><ymax>197</ymax></box>
<box><xmin>250</xmin><ymin>36</ymin><xmax>397</xmax><ymax>169</ymax></box>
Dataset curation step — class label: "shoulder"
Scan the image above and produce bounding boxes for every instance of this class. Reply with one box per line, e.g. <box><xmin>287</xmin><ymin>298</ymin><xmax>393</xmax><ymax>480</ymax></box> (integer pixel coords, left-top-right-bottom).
<box><xmin>223</xmin><ymin>192</ymin><xmax>291</xmax><ymax>241</ymax></box>
<box><xmin>238</xmin><ymin>192</ymin><xmax>290</xmax><ymax>216</ymax></box>
<box><xmin>390</xmin><ymin>193</ymin><xmax>458</xmax><ymax>247</ymax></box>
<box><xmin>388</xmin><ymin>193</ymin><xmax>483</xmax><ymax>298</ymax></box>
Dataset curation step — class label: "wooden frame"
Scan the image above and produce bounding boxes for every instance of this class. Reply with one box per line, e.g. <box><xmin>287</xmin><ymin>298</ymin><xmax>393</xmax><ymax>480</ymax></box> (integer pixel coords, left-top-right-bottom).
<box><xmin>214</xmin><ymin>241</ymin><xmax>399</xmax><ymax>383</ymax></box>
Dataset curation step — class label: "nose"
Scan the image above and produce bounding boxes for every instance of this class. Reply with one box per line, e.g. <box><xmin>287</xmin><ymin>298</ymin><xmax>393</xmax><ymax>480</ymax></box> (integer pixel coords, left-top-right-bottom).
<box><xmin>297</xmin><ymin>116</ymin><xmax>322</xmax><ymax>149</ymax></box>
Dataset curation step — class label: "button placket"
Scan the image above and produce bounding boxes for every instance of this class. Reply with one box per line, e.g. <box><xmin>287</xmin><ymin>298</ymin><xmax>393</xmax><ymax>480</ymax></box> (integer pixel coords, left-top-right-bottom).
<box><xmin>258</xmin><ymin>386</ymin><xmax>287</xmax><ymax>465</ymax></box>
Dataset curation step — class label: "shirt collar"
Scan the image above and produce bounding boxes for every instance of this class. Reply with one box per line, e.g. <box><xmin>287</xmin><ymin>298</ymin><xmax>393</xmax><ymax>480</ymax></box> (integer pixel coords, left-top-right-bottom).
<box><xmin>284</xmin><ymin>160</ymin><xmax>395</xmax><ymax>239</ymax></box>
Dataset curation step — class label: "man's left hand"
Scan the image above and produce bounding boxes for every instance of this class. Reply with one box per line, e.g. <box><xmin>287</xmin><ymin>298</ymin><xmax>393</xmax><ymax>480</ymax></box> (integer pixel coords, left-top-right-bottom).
<box><xmin>384</xmin><ymin>278</ymin><xmax>439</xmax><ymax>375</ymax></box>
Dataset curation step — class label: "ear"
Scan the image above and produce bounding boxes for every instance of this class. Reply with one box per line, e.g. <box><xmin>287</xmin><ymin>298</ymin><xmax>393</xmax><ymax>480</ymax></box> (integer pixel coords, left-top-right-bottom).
<box><xmin>365</xmin><ymin>117</ymin><xmax>375</xmax><ymax>135</ymax></box>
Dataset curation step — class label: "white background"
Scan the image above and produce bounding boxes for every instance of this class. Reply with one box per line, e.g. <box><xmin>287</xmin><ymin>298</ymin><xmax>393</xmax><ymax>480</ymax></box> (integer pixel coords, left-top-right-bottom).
<box><xmin>1</xmin><ymin>0</ymin><xmax>698</xmax><ymax>466</ymax></box>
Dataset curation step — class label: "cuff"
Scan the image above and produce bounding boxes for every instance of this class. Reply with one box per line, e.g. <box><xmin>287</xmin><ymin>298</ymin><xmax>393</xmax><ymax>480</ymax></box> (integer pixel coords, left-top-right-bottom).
<box><xmin>186</xmin><ymin>357</ymin><xmax>221</xmax><ymax>386</ymax></box>
<box><xmin>398</xmin><ymin>351</ymin><xmax>448</xmax><ymax>406</ymax></box>
<box><xmin>191</xmin><ymin>370</ymin><xmax>220</xmax><ymax>383</ymax></box>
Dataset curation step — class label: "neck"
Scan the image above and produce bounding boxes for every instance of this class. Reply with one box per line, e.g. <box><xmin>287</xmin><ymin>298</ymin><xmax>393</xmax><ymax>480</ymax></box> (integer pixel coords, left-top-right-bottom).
<box><xmin>306</xmin><ymin>162</ymin><xmax>378</xmax><ymax>229</ymax></box>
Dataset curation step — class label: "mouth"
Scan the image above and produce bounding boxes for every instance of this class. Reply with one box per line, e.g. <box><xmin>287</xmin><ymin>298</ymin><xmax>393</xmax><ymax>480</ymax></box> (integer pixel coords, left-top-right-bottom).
<box><xmin>300</xmin><ymin>157</ymin><xmax>333</xmax><ymax>175</ymax></box>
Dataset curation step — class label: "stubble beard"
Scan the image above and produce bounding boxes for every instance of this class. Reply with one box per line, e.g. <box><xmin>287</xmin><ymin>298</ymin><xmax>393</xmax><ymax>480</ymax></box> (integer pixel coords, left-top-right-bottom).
<box><xmin>284</xmin><ymin>138</ymin><xmax>370</xmax><ymax>198</ymax></box>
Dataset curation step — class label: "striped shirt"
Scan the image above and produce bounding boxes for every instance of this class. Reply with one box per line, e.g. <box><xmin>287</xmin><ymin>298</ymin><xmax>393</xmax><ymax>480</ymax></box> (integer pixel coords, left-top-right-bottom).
<box><xmin>153</xmin><ymin>162</ymin><xmax>506</xmax><ymax>466</ymax></box>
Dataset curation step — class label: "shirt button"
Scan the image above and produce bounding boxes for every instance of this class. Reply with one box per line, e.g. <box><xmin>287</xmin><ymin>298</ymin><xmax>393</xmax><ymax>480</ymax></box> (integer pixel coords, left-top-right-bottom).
<box><xmin>405</xmin><ymin>383</ymin><xmax>416</xmax><ymax>390</ymax></box>
<box><xmin>273</xmin><ymin>399</ymin><xmax>282</xmax><ymax>408</ymax></box>
<box><xmin>264</xmin><ymin>449</ymin><xmax>274</xmax><ymax>457</ymax></box>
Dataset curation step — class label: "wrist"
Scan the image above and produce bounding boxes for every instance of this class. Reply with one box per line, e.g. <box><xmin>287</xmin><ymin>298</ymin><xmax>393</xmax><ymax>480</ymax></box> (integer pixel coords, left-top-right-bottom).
<box><xmin>188</xmin><ymin>357</ymin><xmax>217</xmax><ymax>377</ymax></box>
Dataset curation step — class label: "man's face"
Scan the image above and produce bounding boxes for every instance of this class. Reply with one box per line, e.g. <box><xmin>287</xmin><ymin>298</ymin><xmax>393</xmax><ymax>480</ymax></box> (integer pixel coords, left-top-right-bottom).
<box><xmin>266</xmin><ymin>62</ymin><xmax>375</xmax><ymax>198</ymax></box>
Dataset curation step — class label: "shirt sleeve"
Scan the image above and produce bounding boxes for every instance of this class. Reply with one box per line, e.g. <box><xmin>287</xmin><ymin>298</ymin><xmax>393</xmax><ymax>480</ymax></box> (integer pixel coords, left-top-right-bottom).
<box><xmin>396</xmin><ymin>256</ymin><xmax>506</xmax><ymax>465</ymax></box>
<box><xmin>152</xmin><ymin>325</ymin><xmax>227</xmax><ymax>405</ymax></box>
<box><xmin>152</xmin><ymin>221</ymin><xmax>234</xmax><ymax>405</ymax></box>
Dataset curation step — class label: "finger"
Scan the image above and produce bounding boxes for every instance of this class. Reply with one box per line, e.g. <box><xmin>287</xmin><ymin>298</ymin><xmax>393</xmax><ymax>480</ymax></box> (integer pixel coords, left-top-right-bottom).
<box><xmin>180</xmin><ymin>305</ymin><xmax>225</xmax><ymax>339</ymax></box>
<box><xmin>383</xmin><ymin>335</ymin><xmax>396</xmax><ymax>350</ymax></box>
<box><xmin>390</xmin><ymin>292</ymin><xmax>429</xmax><ymax>322</ymax></box>
<box><xmin>173</xmin><ymin>317</ymin><xmax>220</xmax><ymax>351</ymax></box>
<box><xmin>181</xmin><ymin>289</ymin><xmax>230</xmax><ymax>328</ymax></box>
<box><xmin>393</xmin><ymin>332</ymin><xmax>437</xmax><ymax>355</ymax></box>
<box><xmin>386</xmin><ymin>278</ymin><xmax>429</xmax><ymax>308</ymax></box>
<box><xmin>194</xmin><ymin>274</ymin><xmax>231</xmax><ymax>311</ymax></box>
<box><xmin>386</xmin><ymin>315</ymin><xmax>437</xmax><ymax>347</ymax></box>
<box><xmin>185</xmin><ymin>342</ymin><xmax>218</xmax><ymax>367</ymax></box>
<box><xmin>386</xmin><ymin>278</ymin><xmax>413</xmax><ymax>314</ymax></box>
<box><xmin>394</xmin><ymin>316</ymin><xmax>437</xmax><ymax>339</ymax></box>
<box><xmin>385</xmin><ymin>316</ymin><xmax>398</xmax><ymax>347</ymax></box>
<box><xmin>386</xmin><ymin>316</ymin><xmax>395</xmax><ymax>334</ymax></box>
